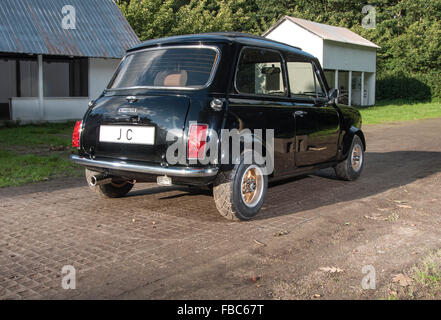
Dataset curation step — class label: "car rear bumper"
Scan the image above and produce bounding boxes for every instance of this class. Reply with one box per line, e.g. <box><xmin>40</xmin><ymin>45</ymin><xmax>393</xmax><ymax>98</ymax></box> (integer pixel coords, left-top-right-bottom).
<box><xmin>70</xmin><ymin>155</ymin><xmax>219</xmax><ymax>178</ymax></box>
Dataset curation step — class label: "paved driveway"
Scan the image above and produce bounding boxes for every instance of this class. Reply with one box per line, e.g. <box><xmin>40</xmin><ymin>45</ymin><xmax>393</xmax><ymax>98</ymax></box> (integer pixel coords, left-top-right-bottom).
<box><xmin>1</xmin><ymin>118</ymin><xmax>441</xmax><ymax>299</ymax></box>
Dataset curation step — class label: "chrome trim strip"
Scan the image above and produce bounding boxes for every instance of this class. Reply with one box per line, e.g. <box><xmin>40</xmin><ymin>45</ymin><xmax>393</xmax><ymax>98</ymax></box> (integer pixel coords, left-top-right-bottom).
<box><xmin>106</xmin><ymin>45</ymin><xmax>221</xmax><ymax>91</ymax></box>
<box><xmin>70</xmin><ymin>155</ymin><xmax>218</xmax><ymax>178</ymax></box>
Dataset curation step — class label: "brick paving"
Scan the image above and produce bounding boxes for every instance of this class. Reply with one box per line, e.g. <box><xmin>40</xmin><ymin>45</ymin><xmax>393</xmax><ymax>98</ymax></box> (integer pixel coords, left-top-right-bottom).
<box><xmin>0</xmin><ymin>173</ymin><xmax>324</xmax><ymax>299</ymax></box>
<box><xmin>1</xmin><ymin>118</ymin><xmax>441</xmax><ymax>299</ymax></box>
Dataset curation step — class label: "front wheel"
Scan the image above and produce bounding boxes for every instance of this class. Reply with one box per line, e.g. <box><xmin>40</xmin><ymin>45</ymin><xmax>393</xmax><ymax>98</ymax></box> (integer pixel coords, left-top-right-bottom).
<box><xmin>213</xmin><ymin>158</ymin><xmax>268</xmax><ymax>221</ymax></box>
<box><xmin>334</xmin><ymin>135</ymin><xmax>364</xmax><ymax>181</ymax></box>
<box><xmin>85</xmin><ymin>169</ymin><xmax>134</xmax><ymax>198</ymax></box>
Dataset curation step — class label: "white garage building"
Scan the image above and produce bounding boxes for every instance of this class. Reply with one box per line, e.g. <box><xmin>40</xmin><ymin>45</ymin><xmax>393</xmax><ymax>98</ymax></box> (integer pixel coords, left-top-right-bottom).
<box><xmin>263</xmin><ymin>16</ymin><xmax>380</xmax><ymax>106</ymax></box>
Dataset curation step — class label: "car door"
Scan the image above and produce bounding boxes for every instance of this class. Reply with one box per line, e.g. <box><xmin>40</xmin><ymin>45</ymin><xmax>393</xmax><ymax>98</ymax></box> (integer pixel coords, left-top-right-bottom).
<box><xmin>226</xmin><ymin>46</ymin><xmax>297</xmax><ymax>176</ymax></box>
<box><xmin>285</xmin><ymin>55</ymin><xmax>340</xmax><ymax>167</ymax></box>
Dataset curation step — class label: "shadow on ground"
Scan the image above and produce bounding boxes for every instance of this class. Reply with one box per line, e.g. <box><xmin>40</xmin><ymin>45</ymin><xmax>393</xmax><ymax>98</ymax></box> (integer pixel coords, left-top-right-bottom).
<box><xmin>114</xmin><ymin>150</ymin><xmax>441</xmax><ymax>222</ymax></box>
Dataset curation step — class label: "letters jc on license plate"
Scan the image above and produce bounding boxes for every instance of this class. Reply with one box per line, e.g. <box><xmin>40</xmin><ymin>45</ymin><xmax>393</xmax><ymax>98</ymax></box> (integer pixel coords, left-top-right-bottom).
<box><xmin>99</xmin><ymin>125</ymin><xmax>155</xmax><ymax>145</ymax></box>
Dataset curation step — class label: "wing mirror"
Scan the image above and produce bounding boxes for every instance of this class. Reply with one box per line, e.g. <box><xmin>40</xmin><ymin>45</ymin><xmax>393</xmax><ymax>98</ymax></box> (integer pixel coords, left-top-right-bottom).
<box><xmin>328</xmin><ymin>88</ymin><xmax>339</xmax><ymax>103</ymax></box>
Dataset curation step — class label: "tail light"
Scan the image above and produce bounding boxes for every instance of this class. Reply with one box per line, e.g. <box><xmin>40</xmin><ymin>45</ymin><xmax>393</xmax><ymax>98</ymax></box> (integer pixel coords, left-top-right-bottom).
<box><xmin>187</xmin><ymin>124</ymin><xmax>208</xmax><ymax>160</ymax></box>
<box><xmin>72</xmin><ymin>120</ymin><xmax>82</xmax><ymax>148</ymax></box>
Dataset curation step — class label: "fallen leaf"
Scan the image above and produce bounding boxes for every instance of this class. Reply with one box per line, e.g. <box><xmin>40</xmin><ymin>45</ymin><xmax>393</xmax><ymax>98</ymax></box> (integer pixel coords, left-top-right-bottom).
<box><xmin>319</xmin><ymin>266</ymin><xmax>344</xmax><ymax>273</ymax></box>
<box><xmin>392</xmin><ymin>274</ymin><xmax>413</xmax><ymax>287</ymax></box>
<box><xmin>253</xmin><ymin>239</ymin><xmax>266</xmax><ymax>246</ymax></box>
<box><xmin>365</xmin><ymin>214</ymin><xmax>382</xmax><ymax>220</ymax></box>
<box><xmin>377</xmin><ymin>208</ymin><xmax>393</xmax><ymax>212</ymax></box>
<box><xmin>251</xmin><ymin>276</ymin><xmax>261</xmax><ymax>283</ymax></box>
<box><xmin>388</xmin><ymin>289</ymin><xmax>398</xmax><ymax>296</ymax></box>
<box><xmin>273</xmin><ymin>230</ymin><xmax>289</xmax><ymax>237</ymax></box>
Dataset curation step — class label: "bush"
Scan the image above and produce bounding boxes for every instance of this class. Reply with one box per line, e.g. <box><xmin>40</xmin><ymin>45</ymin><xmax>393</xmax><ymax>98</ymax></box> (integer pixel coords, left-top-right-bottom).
<box><xmin>376</xmin><ymin>72</ymin><xmax>433</xmax><ymax>101</ymax></box>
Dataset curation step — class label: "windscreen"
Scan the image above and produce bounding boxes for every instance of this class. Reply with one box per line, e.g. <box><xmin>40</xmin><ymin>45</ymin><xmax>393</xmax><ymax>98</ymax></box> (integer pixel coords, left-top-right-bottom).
<box><xmin>108</xmin><ymin>47</ymin><xmax>219</xmax><ymax>89</ymax></box>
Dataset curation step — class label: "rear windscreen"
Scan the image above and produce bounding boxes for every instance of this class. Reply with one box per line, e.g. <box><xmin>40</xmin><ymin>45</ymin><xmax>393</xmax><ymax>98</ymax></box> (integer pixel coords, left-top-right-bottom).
<box><xmin>108</xmin><ymin>47</ymin><xmax>219</xmax><ymax>89</ymax></box>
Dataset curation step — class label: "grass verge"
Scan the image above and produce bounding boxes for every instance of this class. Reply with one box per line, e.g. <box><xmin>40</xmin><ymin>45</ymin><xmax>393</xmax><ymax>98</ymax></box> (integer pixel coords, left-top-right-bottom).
<box><xmin>359</xmin><ymin>100</ymin><xmax>441</xmax><ymax>125</ymax></box>
<box><xmin>0</xmin><ymin>122</ymin><xmax>82</xmax><ymax>188</ymax></box>
<box><xmin>388</xmin><ymin>250</ymin><xmax>441</xmax><ymax>299</ymax></box>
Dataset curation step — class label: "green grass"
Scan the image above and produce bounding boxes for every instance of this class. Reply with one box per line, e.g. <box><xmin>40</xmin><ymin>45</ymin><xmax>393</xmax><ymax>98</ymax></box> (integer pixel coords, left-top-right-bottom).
<box><xmin>0</xmin><ymin>121</ymin><xmax>75</xmax><ymax>147</ymax></box>
<box><xmin>359</xmin><ymin>100</ymin><xmax>441</xmax><ymax>125</ymax></box>
<box><xmin>390</xmin><ymin>250</ymin><xmax>441</xmax><ymax>300</ymax></box>
<box><xmin>0</xmin><ymin>122</ymin><xmax>82</xmax><ymax>188</ymax></box>
<box><xmin>0</xmin><ymin>149</ymin><xmax>81</xmax><ymax>187</ymax></box>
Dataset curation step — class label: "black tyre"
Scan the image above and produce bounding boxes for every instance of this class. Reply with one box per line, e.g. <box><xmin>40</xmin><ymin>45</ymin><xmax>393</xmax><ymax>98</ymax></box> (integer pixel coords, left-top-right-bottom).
<box><xmin>334</xmin><ymin>135</ymin><xmax>364</xmax><ymax>181</ymax></box>
<box><xmin>213</xmin><ymin>157</ymin><xmax>268</xmax><ymax>221</ymax></box>
<box><xmin>85</xmin><ymin>169</ymin><xmax>134</xmax><ymax>198</ymax></box>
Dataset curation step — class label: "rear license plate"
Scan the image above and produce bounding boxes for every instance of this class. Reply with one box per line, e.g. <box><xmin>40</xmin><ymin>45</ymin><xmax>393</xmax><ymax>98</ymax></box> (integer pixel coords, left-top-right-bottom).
<box><xmin>99</xmin><ymin>125</ymin><xmax>155</xmax><ymax>145</ymax></box>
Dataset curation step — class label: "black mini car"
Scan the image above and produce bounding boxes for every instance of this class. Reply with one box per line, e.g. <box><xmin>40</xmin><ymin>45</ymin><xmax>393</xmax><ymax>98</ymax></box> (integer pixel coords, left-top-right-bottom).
<box><xmin>71</xmin><ymin>32</ymin><xmax>365</xmax><ymax>221</ymax></box>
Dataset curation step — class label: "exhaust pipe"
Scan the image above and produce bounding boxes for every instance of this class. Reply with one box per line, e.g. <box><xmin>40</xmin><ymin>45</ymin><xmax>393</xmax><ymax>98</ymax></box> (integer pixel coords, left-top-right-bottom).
<box><xmin>89</xmin><ymin>173</ymin><xmax>112</xmax><ymax>187</ymax></box>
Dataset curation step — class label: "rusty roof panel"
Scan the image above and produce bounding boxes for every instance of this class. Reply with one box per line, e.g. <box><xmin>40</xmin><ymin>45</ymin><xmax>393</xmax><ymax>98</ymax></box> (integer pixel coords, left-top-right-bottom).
<box><xmin>264</xmin><ymin>16</ymin><xmax>380</xmax><ymax>49</ymax></box>
<box><xmin>0</xmin><ymin>0</ymin><xmax>140</xmax><ymax>58</ymax></box>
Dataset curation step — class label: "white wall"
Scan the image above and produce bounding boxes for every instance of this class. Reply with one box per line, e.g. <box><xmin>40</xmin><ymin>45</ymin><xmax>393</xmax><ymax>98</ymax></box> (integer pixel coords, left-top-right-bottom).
<box><xmin>265</xmin><ymin>20</ymin><xmax>323</xmax><ymax>64</ymax></box>
<box><xmin>323</xmin><ymin>40</ymin><xmax>376</xmax><ymax>73</ymax></box>
<box><xmin>88</xmin><ymin>58</ymin><xmax>120</xmax><ymax>99</ymax></box>
<box><xmin>10</xmin><ymin>57</ymin><xmax>121</xmax><ymax>122</ymax></box>
<box><xmin>12</xmin><ymin>97</ymin><xmax>89</xmax><ymax>121</ymax></box>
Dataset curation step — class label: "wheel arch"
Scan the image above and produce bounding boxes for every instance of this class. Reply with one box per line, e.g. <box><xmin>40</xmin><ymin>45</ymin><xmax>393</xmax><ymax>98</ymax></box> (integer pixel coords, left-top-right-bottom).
<box><xmin>341</xmin><ymin>126</ymin><xmax>366</xmax><ymax>160</ymax></box>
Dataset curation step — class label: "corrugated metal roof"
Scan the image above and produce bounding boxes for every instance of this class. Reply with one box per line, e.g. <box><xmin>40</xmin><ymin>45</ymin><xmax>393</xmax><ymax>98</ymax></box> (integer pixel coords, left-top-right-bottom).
<box><xmin>0</xmin><ymin>0</ymin><xmax>140</xmax><ymax>58</ymax></box>
<box><xmin>264</xmin><ymin>16</ymin><xmax>380</xmax><ymax>49</ymax></box>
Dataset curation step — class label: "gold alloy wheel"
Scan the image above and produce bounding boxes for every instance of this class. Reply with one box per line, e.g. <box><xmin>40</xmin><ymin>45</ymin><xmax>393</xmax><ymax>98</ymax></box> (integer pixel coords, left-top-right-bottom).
<box><xmin>351</xmin><ymin>144</ymin><xmax>363</xmax><ymax>172</ymax></box>
<box><xmin>240</xmin><ymin>165</ymin><xmax>264</xmax><ymax>207</ymax></box>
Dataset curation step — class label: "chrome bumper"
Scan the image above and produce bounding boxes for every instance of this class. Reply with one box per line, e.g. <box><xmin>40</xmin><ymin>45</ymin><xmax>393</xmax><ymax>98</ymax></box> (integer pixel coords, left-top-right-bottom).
<box><xmin>70</xmin><ymin>155</ymin><xmax>218</xmax><ymax>178</ymax></box>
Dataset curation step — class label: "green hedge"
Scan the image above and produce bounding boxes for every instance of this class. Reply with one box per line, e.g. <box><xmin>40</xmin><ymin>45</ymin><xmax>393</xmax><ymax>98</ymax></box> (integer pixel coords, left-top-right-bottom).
<box><xmin>377</xmin><ymin>71</ymin><xmax>441</xmax><ymax>101</ymax></box>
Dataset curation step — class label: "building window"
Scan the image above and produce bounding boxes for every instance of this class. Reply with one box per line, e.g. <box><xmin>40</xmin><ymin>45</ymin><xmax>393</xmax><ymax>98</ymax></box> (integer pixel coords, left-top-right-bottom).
<box><xmin>43</xmin><ymin>57</ymin><xmax>88</xmax><ymax>97</ymax></box>
<box><xmin>0</xmin><ymin>57</ymin><xmax>17</xmax><ymax>120</ymax></box>
<box><xmin>19</xmin><ymin>59</ymin><xmax>38</xmax><ymax>97</ymax></box>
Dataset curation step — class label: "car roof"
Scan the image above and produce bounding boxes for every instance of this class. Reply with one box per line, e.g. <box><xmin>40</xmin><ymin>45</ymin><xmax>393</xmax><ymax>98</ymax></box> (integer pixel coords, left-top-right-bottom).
<box><xmin>127</xmin><ymin>32</ymin><xmax>314</xmax><ymax>59</ymax></box>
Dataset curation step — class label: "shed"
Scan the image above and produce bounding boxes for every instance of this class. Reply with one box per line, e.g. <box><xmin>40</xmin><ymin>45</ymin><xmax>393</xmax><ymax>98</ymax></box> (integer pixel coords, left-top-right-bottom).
<box><xmin>0</xmin><ymin>0</ymin><xmax>140</xmax><ymax>122</ymax></box>
<box><xmin>263</xmin><ymin>16</ymin><xmax>380</xmax><ymax>106</ymax></box>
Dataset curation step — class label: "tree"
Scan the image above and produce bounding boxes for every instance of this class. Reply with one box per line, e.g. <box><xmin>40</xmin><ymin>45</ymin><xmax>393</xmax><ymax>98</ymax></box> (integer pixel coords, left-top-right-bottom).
<box><xmin>118</xmin><ymin>0</ymin><xmax>441</xmax><ymax>99</ymax></box>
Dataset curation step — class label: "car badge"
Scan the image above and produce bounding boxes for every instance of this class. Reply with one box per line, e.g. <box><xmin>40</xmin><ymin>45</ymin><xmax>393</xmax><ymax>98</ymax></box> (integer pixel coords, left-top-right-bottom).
<box><xmin>118</xmin><ymin>107</ymin><xmax>137</xmax><ymax>113</ymax></box>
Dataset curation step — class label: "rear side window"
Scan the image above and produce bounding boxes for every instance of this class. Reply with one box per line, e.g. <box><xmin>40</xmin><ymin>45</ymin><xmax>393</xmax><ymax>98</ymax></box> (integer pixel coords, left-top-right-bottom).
<box><xmin>286</xmin><ymin>56</ymin><xmax>326</xmax><ymax>97</ymax></box>
<box><xmin>235</xmin><ymin>48</ymin><xmax>286</xmax><ymax>96</ymax></box>
<box><xmin>108</xmin><ymin>47</ymin><xmax>219</xmax><ymax>89</ymax></box>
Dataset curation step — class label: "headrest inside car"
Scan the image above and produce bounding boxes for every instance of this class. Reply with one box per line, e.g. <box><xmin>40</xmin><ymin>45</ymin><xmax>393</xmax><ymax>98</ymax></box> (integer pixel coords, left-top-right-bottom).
<box><xmin>154</xmin><ymin>70</ymin><xmax>188</xmax><ymax>87</ymax></box>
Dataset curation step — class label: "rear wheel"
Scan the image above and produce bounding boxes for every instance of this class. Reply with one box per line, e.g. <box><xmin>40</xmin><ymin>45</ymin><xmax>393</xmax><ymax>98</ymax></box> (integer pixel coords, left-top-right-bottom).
<box><xmin>85</xmin><ymin>169</ymin><xmax>134</xmax><ymax>198</ymax></box>
<box><xmin>213</xmin><ymin>157</ymin><xmax>268</xmax><ymax>221</ymax></box>
<box><xmin>334</xmin><ymin>135</ymin><xmax>364</xmax><ymax>181</ymax></box>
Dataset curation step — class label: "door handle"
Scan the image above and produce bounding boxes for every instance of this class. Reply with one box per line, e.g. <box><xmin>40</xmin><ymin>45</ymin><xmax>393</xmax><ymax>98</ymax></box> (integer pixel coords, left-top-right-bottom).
<box><xmin>293</xmin><ymin>111</ymin><xmax>308</xmax><ymax>118</ymax></box>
